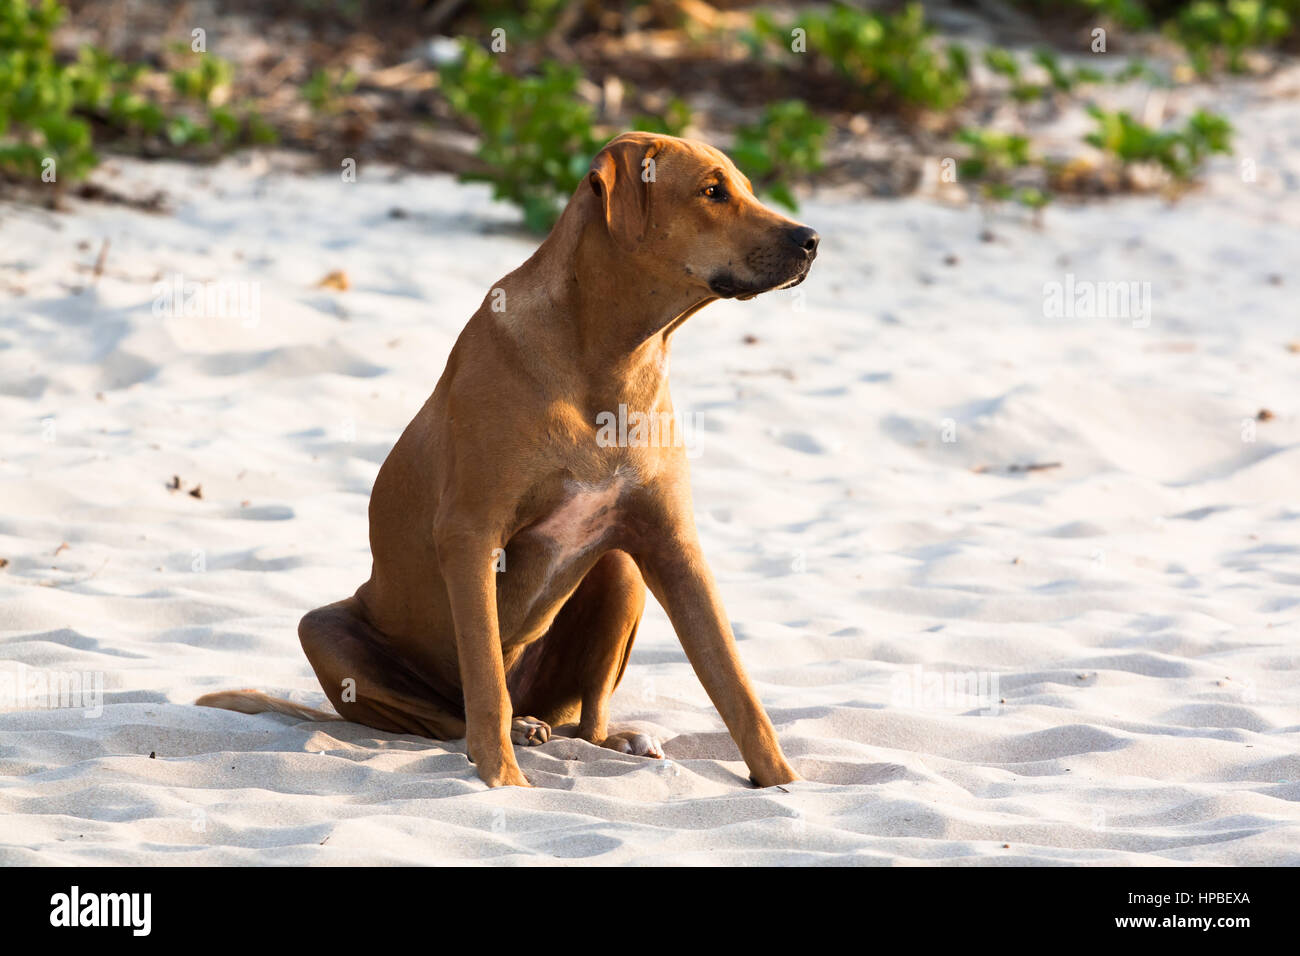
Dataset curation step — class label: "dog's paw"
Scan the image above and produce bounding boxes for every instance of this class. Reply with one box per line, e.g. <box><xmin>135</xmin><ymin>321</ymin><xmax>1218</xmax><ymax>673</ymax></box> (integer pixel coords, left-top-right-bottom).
<box><xmin>510</xmin><ymin>715</ymin><xmax>551</xmax><ymax>747</ymax></box>
<box><xmin>600</xmin><ymin>731</ymin><xmax>663</xmax><ymax>758</ymax></box>
<box><xmin>481</xmin><ymin>765</ymin><xmax>531</xmax><ymax>788</ymax></box>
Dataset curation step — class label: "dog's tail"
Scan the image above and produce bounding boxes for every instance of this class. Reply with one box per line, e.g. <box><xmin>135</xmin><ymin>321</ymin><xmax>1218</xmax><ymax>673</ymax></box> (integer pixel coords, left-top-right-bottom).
<box><xmin>195</xmin><ymin>689</ymin><xmax>342</xmax><ymax>722</ymax></box>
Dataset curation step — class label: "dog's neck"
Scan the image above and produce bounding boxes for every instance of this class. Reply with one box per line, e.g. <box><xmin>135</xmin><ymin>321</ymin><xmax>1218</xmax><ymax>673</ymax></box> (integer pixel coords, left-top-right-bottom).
<box><xmin>519</xmin><ymin>190</ymin><xmax>717</xmax><ymax>410</ymax></box>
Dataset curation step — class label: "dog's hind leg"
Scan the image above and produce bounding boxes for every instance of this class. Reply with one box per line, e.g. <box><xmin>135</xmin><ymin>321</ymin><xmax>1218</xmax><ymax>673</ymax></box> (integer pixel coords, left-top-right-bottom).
<box><xmin>507</xmin><ymin>551</ymin><xmax>660</xmax><ymax>757</ymax></box>
<box><xmin>297</xmin><ymin>597</ymin><xmax>467</xmax><ymax>740</ymax></box>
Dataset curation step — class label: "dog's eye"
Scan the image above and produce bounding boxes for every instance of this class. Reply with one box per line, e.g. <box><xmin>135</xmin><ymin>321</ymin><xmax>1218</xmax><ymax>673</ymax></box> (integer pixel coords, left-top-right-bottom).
<box><xmin>702</xmin><ymin>184</ymin><xmax>728</xmax><ymax>202</ymax></box>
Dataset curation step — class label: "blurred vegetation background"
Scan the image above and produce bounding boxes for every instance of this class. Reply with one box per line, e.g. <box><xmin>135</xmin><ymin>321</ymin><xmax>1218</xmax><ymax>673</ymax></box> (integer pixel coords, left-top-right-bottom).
<box><xmin>3</xmin><ymin>0</ymin><xmax>1295</xmax><ymax>225</ymax></box>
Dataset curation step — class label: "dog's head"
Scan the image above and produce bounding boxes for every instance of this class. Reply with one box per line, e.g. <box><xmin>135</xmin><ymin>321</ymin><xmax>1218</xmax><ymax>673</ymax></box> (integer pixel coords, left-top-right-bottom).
<box><xmin>587</xmin><ymin>132</ymin><xmax>819</xmax><ymax>300</ymax></box>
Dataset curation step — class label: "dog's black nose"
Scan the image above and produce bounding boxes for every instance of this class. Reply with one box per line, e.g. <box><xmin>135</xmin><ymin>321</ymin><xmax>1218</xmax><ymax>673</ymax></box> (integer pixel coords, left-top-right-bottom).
<box><xmin>788</xmin><ymin>226</ymin><xmax>820</xmax><ymax>256</ymax></box>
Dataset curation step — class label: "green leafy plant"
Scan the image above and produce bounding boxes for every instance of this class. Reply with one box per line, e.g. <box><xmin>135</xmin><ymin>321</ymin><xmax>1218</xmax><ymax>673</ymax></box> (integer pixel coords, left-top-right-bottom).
<box><xmin>730</xmin><ymin>100</ymin><xmax>828</xmax><ymax>211</ymax></box>
<box><xmin>983</xmin><ymin>48</ymin><xmax>1034</xmax><ymax>101</ymax></box>
<box><xmin>474</xmin><ymin>0</ymin><xmax>573</xmax><ymax>42</ymax></box>
<box><xmin>1085</xmin><ymin>0</ymin><xmax>1155</xmax><ymax>28</ymax></box>
<box><xmin>1014</xmin><ymin>0</ymin><xmax>1297</xmax><ymax>76</ymax></box>
<box><xmin>0</xmin><ymin>0</ymin><xmax>98</xmax><ymax>179</ymax></box>
<box><xmin>1114</xmin><ymin>58</ymin><xmax>1167</xmax><ymax>84</ymax></box>
<box><xmin>1033</xmin><ymin>49</ymin><xmax>1103</xmax><ymax>91</ymax></box>
<box><xmin>632</xmin><ymin>97</ymin><xmax>692</xmax><ymax>137</ymax></box>
<box><xmin>751</xmin><ymin>2</ymin><xmax>970</xmax><ymax>112</ymax></box>
<box><xmin>169</xmin><ymin>47</ymin><xmax>233</xmax><ymax>103</ymax></box>
<box><xmin>0</xmin><ymin>0</ymin><xmax>273</xmax><ymax>184</ymax></box>
<box><xmin>955</xmin><ymin>128</ymin><xmax>1050</xmax><ymax>210</ymax></box>
<box><xmin>1171</xmin><ymin>0</ymin><xmax>1291</xmax><ymax>74</ymax></box>
<box><xmin>303</xmin><ymin>67</ymin><xmax>359</xmax><ymax>115</ymax></box>
<box><xmin>1085</xmin><ymin>105</ymin><xmax>1233</xmax><ymax>180</ymax></box>
<box><xmin>983</xmin><ymin>47</ymin><xmax>1102</xmax><ymax>101</ymax></box>
<box><xmin>439</xmin><ymin>40</ymin><xmax>603</xmax><ymax>232</ymax></box>
<box><xmin>1026</xmin><ymin>0</ymin><xmax>1152</xmax><ymax>29</ymax></box>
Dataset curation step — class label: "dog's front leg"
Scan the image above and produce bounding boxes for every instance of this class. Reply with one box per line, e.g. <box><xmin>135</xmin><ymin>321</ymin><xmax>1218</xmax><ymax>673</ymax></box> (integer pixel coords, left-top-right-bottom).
<box><xmin>637</xmin><ymin>535</ymin><xmax>800</xmax><ymax>788</ymax></box>
<box><xmin>436</xmin><ymin>525</ymin><xmax>529</xmax><ymax>788</ymax></box>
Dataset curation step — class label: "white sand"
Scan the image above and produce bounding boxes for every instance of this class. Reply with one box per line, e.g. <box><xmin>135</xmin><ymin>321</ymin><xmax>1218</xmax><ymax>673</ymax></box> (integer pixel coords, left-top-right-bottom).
<box><xmin>2</xmin><ymin>82</ymin><xmax>1299</xmax><ymax>865</ymax></box>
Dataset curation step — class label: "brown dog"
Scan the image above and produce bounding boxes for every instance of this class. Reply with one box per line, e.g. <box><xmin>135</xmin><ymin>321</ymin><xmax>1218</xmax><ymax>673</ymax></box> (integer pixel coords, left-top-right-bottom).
<box><xmin>199</xmin><ymin>132</ymin><xmax>818</xmax><ymax>788</ymax></box>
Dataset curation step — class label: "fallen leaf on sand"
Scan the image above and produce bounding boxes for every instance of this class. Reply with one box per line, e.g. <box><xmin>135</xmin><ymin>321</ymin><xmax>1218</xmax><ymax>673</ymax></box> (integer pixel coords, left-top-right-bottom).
<box><xmin>317</xmin><ymin>270</ymin><xmax>350</xmax><ymax>291</ymax></box>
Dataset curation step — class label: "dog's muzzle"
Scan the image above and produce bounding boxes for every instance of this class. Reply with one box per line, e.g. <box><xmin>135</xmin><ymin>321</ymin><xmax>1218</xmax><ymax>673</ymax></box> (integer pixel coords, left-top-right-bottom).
<box><xmin>710</xmin><ymin>225</ymin><xmax>820</xmax><ymax>300</ymax></box>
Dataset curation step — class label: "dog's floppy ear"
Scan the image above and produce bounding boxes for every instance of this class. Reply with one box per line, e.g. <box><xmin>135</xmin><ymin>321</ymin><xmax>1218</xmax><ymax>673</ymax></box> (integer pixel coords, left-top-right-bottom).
<box><xmin>589</xmin><ymin>135</ymin><xmax>660</xmax><ymax>251</ymax></box>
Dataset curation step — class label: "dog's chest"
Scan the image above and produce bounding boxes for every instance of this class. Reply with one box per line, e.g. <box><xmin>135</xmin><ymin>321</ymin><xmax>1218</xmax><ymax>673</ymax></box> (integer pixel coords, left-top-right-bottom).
<box><xmin>528</xmin><ymin>478</ymin><xmax>624</xmax><ymax>555</ymax></box>
<box><xmin>495</xmin><ymin>476</ymin><xmax>633</xmax><ymax>644</ymax></box>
